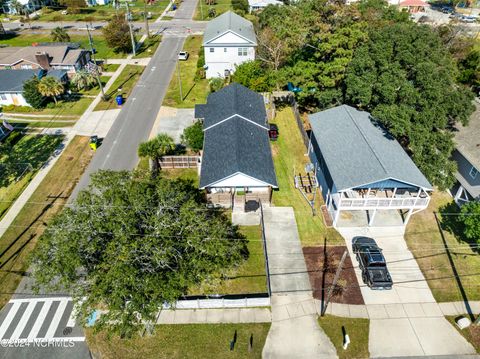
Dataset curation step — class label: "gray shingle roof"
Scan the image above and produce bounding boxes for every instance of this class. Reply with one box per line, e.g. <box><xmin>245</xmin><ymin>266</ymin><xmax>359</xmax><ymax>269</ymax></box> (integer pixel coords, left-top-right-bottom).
<box><xmin>203</xmin><ymin>11</ymin><xmax>257</xmax><ymax>45</ymax></box>
<box><xmin>0</xmin><ymin>69</ymin><xmax>68</xmax><ymax>93</ymax></box>
<box><xmin>454</xmin><ymin>101</ymin><xmax>480</xmax><ymax>171</ymax></box>
<box><xmin>199</xmin><ymin>116</ymin><xmax>277</xmax><ymax>188</ymax></box>
<box><xmin>194</xmin><ymin>82</ymin><xmax>267</xmax><ymax>129</ymax></box>
<box><xmin>0</xmin><ymin>70</ymin><xmax>38</xmax><ymax>92</ymax></box>
<box><xmin>309</xmin><ymin>105</ymin><xmax>432</xmax><ymax>191</ymax></box>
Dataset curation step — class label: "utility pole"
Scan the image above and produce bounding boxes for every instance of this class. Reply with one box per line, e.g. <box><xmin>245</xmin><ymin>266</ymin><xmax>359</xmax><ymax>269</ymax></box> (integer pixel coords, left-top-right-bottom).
<box><xmin>144</xmin><ymin>0</ymin><xmax>150</xmax><ymax>38</ymax></box>
<box><xmin>321</xmin><ymin>250</ymin><xmax>348</xmax><ymax>316</ymax></box>
<box><xmin>199</xmin><ymin>0</ymin><xmax>204</xmax><ymax>20</ymax></box>
<box><xmin>86</xmin><ymin>25</ymin><xmax>105</xmax><ymax>98</ymax></box>
<box><xmin>176</xmin><ymin>60</ymin><xmax>183</xmax><ymax>101</ymax></box>
<box><xmin>126</xmin><ymin>2</ymin><xmax>136</xmax><ymax>56</ymax></box>
<box><xmin>0</xmin><ymin>22</ymin><xmax>5</xmax><ymax>36</ymax></box>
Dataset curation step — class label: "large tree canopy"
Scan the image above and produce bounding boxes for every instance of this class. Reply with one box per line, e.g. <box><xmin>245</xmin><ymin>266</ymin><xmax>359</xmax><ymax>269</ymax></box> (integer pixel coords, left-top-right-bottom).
<box><xmin>344</xmin><ymin>23</ymin><xmax>474</xmax><ymax>189</ymax></box>
<box><xmin>31</xmin><ymin>171</ymin><xmax>246</xmax><ymax>336</ymax></box>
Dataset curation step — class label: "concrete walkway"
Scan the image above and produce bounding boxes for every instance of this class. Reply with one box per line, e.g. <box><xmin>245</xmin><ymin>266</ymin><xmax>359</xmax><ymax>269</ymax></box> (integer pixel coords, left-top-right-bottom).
<box><xmin>338</xmin><ymin>226</ymin><xmax>476</xmax><ymax>358</ymax></box>
<box><xmin>104</xmin><ymin>58</ymin><xmax>152</xmax><ymax>66</ymax></box>
<box><xmin>262</xmin><ymin>207</ymin><xmax>337</xmax><ymax>359</ymax></box>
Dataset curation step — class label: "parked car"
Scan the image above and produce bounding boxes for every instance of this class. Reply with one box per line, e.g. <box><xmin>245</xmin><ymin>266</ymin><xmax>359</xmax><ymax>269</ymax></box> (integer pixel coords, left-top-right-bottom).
<box><xmin>178</xmin><ymin>51</ymin><xmax>189</xmax><ymax>60</ymax></box>
<box><xmin>352</xmin><ymin>236</ymin><xmax>393</xmax><ymax>290</ymax></box>
<box><xmin>268</xmin><ymin>123</ymin><xmax>279</xmax><ymax>141</ymax></box>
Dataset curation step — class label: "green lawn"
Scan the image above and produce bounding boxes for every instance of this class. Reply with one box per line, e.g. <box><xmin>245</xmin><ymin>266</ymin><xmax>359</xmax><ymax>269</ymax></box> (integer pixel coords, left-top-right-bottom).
<box><xmin>78</xmin><ymin>75</ymin><xmax>111</xmax><ymax>96</ymax></box>
<box><xmin>101</xmin><ymin>63</ymin><xmax>121</xmax><ymax>72</ymax></box>
<box><xmin>405</xmin><ymin>191</ymin><xmax>480</xmax><ymax>302</ymax></box>
<box><xmin>0</xmin><ymin>136</ymin><xmax>93</xmax><ymax>309</ymax></box>
<box><xmin>36</xmin><ymin>1</ymin><xmax>170</xmax><ymax>22</ymax></box>
<box><xmin>86</xmin><ymin>323</ymin><xmax>271</xmax><ymax>359</ymax></box>
<box><xmin>94</xmin><ymin>65</ymin><xmax>145</xmax><ymax>111</ymax></box>
<box><xmin>446</xmin><ymin>316</ymin><xmax>480</xmax><ymax>352</ymax></box>
<box><xmin>162</xmin><ymin>36</ymin><xmax>210</xmax><ymax>108</ymax></box>
<box><xmin>5</xmin><ymin>120</ymin><xmax>77</xmax><ymax>128</ymax></box>
<box><xmin>271</xmin><ymin>108</ymin><xmax>344</xmax><ymax>246</ymax></box>
<box><xmin>189</xmin><ymin>225</ymin><xmax>267</xmax><ymax>295</ymax></box>
<box><xmin>318</xmin><ymin>315</ymin><xmax>370</xmax><ymax>359</ymax></box>
<box><xmin>0</xmin><ymin>33</ymin><xmax>127</xmax><ymax>59</ymax></box>
<box><xmin>134</xmin><ymin>35</ymin><xmax>162</xmax><ymax>58</ymax></box>
<box><xmin>161</xmin><ymin>168</ymin><xmax>199</xmax><ymax>187</ymax></box>
<box><xmin>194</xmin><ymin>0</ymin><xmax>232</xmax><ymax>20</ymax></box>
<box><xmin>0</xmin><ymin>133</ymin><xmax>64</xmax><ymax>220</ymax></box>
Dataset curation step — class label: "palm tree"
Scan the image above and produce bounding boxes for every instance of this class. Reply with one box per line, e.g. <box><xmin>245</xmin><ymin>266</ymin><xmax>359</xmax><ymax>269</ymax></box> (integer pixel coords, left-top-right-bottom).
<box><xmin>50</xmin><ymin>27</ymin><xmax>70</xmax><ymax>42</ymax></box>
<box><xmin>9</xmin><ymin>0</ymin><xmax>23</xmax><ymax>15</ymax></box>
<box><xmin>72</xmin><ymin>69</ymin><xmax>96</xmax><ymax>90</ymax></box>
<box><xmin>138</xmin><ymin>133</ymin><xmax>175</xmax><ymax>174</ymax></box>
<box><xmin>37</xmin><ymin>76</ymin><xmax>64</xmax><ymax>104</ymax></box>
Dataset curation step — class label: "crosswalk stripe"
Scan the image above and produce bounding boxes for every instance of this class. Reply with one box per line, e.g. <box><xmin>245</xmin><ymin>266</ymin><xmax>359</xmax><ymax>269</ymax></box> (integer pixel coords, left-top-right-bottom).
<box><xmin>0</xmin><ymin>302</ymin><xmax>21</xmax><ymax>339</ymax></box>
<box><xmin>45</xmin><ymin>300</ymin><xmax>68</xmax><ymax>339</ymax></box>
<box><xmin>9</xmin><ymin>297</ymin><xmax>72</xmax><ymax>304</ymax></box>
<box><xmin>27</xmin><ymin>300</ymin><xmax>53</xmax><ymax>340</ymax></box>
<box><xmin>10</xmin><ymin>301</ymin><xmax>37</xmax><ymax>340</ymax></box>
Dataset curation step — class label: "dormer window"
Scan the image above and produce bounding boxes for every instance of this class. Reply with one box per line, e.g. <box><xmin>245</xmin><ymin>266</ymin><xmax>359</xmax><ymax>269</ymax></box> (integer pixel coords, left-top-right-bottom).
<box><xmin>469</xmin><ymin>166</ymin><xmax>478</xmax><ymax>179</ymax></box>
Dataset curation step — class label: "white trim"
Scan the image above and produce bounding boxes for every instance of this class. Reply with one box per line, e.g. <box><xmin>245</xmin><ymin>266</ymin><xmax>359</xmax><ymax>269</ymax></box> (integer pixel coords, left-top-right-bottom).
<box><xmin>339</xmin><ymin>176</ymin><xmax>432</xmax><ymax>192</ymax></box>
<box><xmin>203</xmin><ymin>113</ymin><xmax>268</xmax><ymax>131</ymax></box>
<box><xmin>201</xmin><ymin>171</ymin><xmax>277</xmax><ymax>189</ymax></box>
<box><xmin>203</xmin><ymin>30</ymin><xmax>257</xmax><ymax>46</ymax></box>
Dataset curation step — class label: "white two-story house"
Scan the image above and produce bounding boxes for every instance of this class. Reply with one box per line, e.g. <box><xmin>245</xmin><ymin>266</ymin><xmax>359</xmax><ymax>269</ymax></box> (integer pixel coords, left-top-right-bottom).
<box><xmin>202</xmin><ymin>11</ymin><xmax>257</xmax><ymax>79</ymax></box>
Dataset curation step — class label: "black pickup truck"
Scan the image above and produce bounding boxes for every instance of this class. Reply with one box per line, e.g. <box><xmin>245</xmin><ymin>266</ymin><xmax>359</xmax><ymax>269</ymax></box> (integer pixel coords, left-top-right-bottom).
<box><xmin>352</xmin><ymin>236</ymin><xmax>393</xmax><ymax>290</ymax></box>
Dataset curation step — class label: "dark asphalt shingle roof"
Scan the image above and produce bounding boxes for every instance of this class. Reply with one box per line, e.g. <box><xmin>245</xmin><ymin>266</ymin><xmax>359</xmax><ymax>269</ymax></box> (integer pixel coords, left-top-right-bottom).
<box><xmin>0</xmin><ymin>69</ymin><xmax>68</xmax><ymax>93</ymax></box>
<box><xmin>309</xmin><ymin>105</ymin><xmax>432</xmax><ymax>191</ymax></box>
<box><xmin>0</xmin><ymin>70</ymin><xmax>38</xmax><ymax>92</ymax></box>
<box><xmin>203</xmin><ymin>11</ymin><xmax>257</xmax><ymax>45</ymax></box>
<box><xmin>194</xmin><ymin>83</ymin><xmax>268</xmax><ymax>129</ymax></box>
<box><xmin>199</xmin><ymin>116</ymin><xmax>277</xmax><ymax>188</ymax></box>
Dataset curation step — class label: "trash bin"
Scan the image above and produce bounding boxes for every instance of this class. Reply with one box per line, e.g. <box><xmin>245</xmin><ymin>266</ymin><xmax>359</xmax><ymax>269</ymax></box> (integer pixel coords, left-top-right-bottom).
<box><xmin>115</xmin><ymin>95</ymin><xmax>123</xmax><ymax>106</ymax></box>
<box><xmin>89</xmin><ymin>135</ymin><xmax>98</xmax><ymax>151</ymax></box>
<box><xmin>172</xmin><ymin>4</ymin><xmax>177</xmax><ymax>10</ymax></box>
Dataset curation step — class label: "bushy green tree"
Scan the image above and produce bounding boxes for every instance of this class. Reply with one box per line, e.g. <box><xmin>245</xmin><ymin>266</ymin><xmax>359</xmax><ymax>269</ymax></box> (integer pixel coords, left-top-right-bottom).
<box><xmin>31</xmin><ymin>170</ymin><xmax>246</xmax><ymax>336</ymax></box>
<box><xmin>102</xmin><ymin>15</ymin><xmax>133</xmax><ymax>53</ymax></box>
<box><xmin>458</xmin><ymin>48</ymin><xmax>480</xmax><ymax>93</ymax></box>
<box><xmin>232</xmin><ymin>0</ymin><xmax>248</xmax><ymax>13</ymax></box>
<box><xmin>459</xmin><ymin>201</ymin><xmax>480</xmax><ymax>244</ymax></box>
<box><xmin>181</xmin><ymin>121</ymin><xmax>204</xmax><ymax>152</ymax></box>
<box><xmin>233</xmin><ymin>61</ymin><xmax>273</xmax><ymax>92</ymax></box>
<box><xmin>344</xmin><ymin>23</ymin><xmax>474</xmax><ymax>189</ymax></box>
<box><xmin>209</xmin><ymin>77</ymin><xmax>224</xmax><ymax>92</ymax></box>
<box><xmin>23</xmin><ymin>77</ymin><xmax>44</xmax><ymax>109</ymax></box>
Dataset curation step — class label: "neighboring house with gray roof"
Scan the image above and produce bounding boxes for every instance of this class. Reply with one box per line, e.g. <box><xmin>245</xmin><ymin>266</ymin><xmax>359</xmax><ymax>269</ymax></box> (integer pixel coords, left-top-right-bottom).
<box><xmin>0</xmin><ymin>45</ymin><xmax>90</xmax><ymax>77</ymax></box>
<box><xmin>195</xmin><ymin>83</ymin><xmax>277</xmax><ymax>209</ymax></box>
<box><xmin>308</xmin><ymin>105</ymin><xmax>432</xmax><ymax>227</ymax></box>
<box><xmin>0</xmin><ymin>69</ymin><xmax>68</xmax><ymax>107</ymax></box>
<box><xmin>452</xmin><ymin>101</ymin><xmax>480</xmax><ymax>205</ymax></box>
<box><xmin>202</xmin><ymin>11</ymin><xmax>257</xmax><ymax>79</ymax></box>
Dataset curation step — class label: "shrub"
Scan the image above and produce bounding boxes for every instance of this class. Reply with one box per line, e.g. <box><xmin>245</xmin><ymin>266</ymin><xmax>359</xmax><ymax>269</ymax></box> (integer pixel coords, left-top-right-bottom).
<box><xmin>209</xmin><ymin>77</ymin><xmax>224</xmax><ymax>92</ymax></box>
<box><xmin>181</xmin><ymin>121</ymin><xmax>204</xmax><ymax>152</ymax></box>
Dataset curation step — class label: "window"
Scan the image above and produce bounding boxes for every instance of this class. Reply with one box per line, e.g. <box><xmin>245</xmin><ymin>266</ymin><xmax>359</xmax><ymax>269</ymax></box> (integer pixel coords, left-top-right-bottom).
<box><xmin>469</xmin><ymin>166</ymin><xmax>478</xmax><ymax>179</ymax></box>
<box><xmin>238</xmin><ymin>47</ymin><xmax>248</xmax><ymax>56</ymax></box>
<box><xmin>210</xmin><ymin>48</ymin><xmax>214</xmax><ymax>53</ymax></box>
<box><xmin>0</xmin><ymin>94</ymin><xmax>7</xmax><ymax>101</ymax></box>
<box><xmin>20</xmin><ymin>64</ymin><xmax>32</xmax><ymax>69</ymax></box>
<box><xmin>224</xmin><ymin>48</ymin><xmax>227</xmax><ymax>52</ymax></box>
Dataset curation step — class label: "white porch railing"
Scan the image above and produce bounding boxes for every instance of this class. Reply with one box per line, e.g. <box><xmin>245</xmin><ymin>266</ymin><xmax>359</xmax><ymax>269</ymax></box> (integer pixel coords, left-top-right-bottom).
<box><xmin>338</xmin><ymin>196</ymin><xmax>430</xmax><ymax>209</ymax></box>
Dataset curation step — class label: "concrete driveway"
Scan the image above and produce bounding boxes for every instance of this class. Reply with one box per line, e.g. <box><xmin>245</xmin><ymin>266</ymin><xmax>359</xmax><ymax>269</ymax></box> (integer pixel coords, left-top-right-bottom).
<box><xmin>338</xmin><ymin>226</ymin><xmax>476</xmax><ymax>358</ymax></box>
<box><xmin>262</xmin><ymin>207</ymin><xmax>337</xmax><ymax>359</ymax></box>
<box><xmin>152</xmin><ymin>106</ymin><xmax>196</xmax><ymax>143</ymax></box>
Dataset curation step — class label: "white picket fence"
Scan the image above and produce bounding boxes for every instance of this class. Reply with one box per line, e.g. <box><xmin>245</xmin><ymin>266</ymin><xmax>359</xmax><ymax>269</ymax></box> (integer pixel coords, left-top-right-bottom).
<box><xmin>162</xmin><ymin>297</ymin><xmax>270</xmax><ymax>310</ymax></box>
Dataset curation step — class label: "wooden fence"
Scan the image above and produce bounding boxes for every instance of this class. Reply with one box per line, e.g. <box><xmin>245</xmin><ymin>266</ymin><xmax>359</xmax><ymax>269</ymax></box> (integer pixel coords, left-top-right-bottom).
<box><xmin>160</xmin><ymin>156</ymin><xmax>200</xmax><ymax>169</ymax></box>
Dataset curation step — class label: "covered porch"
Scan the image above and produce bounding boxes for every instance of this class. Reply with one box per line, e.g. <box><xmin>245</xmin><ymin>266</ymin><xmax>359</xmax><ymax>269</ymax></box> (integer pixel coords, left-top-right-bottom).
<box><xmin>326</xmin><ymin>183</ymin><xmax>431</xmax><ymax>227</ymax></box>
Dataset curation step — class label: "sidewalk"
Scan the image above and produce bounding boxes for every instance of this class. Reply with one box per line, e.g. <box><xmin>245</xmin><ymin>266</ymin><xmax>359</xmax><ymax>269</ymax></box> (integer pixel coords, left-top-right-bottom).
<box><xmin>0</xmin><ymin>132</ymin><xmax>75</xmax><ymax>238</ymax></box>
<box><xmin>104</xmin><ymin>58</ymin><xmax>151</xmax><ymax>66</ymax></box>
<box><xmin>322</xmin><ymin>301</ymin><xmax>480</xmax><ymax>319</ymax></box>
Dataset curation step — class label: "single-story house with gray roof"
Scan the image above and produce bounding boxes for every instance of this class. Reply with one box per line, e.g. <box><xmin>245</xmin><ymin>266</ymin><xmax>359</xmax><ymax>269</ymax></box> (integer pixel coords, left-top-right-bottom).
<box><xmin>195</xmin><ymin>83</ymin><xmax>277</xmax><ymax>209</ymax></box>
<box><xmin>0</xmin><ymin>69</ymin><xmax>68</xmax><ymax>107</ymax></box>
<box><xmin>308</xmin><ymin>105</ymin><xmax>433</xmax><ymax>227</ymax></box>
<box><xmin>452</xmin><ymin>101</ymin><xmax>480</xmax><ymax>205</ymax></box>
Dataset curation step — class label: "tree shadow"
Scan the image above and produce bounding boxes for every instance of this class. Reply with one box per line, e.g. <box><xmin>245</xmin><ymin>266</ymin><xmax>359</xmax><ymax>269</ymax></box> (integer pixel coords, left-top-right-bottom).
<box><xmin>439</xmin><ymin>201</ymin><xmax>478</xmax><ymax>253</ymax></box>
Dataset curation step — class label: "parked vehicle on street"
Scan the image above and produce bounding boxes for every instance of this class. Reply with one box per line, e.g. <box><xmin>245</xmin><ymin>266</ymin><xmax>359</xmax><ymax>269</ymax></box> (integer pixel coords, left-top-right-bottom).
<box><xmin>353</xmin><ymin>236</ymin><xmax>393</xmax><ymax>290</ymax></box>
<box><xmin>178</xmin><ymin>51</ymin><xmax>189</xmax><ymax>60</ymax></box>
